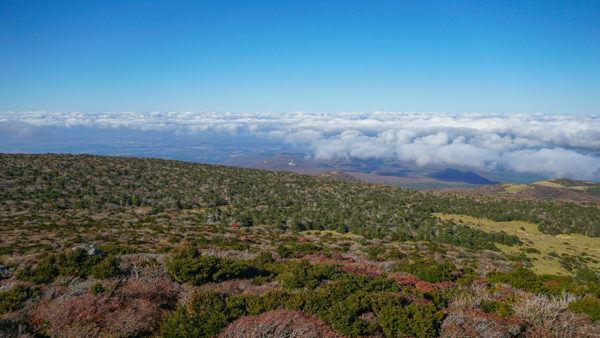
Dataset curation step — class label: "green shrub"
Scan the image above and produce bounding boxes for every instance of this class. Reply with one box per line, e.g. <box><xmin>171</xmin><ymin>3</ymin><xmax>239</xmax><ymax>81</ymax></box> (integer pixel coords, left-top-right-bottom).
<box><xmin>56</xmin><ymin>248</ymin><xmax>102</xmax><ymax>277</ymax></box>
<box><xmin>325</xmin><ymin>292</ymin><xmax>377</xmax><ymax>337</ymax></box>
<box><xmin>276</xmin><ymin>243</ymin><xmax>321</xmax><ymax>259</ymax></box>
<box><xmin>383</xmin><ymin>249</ymin><xmax>405</xmax><ymax>260</ymax></box>
<box><xmin>424</xmin><ymin>289</ymin><xmax>454</xmax><ymax>310</ymax></box>
<box><xmin>90</xmin><ymin>256</ymin><xmax>121</xmax><ymax>279</ymax></box>
<box><xmin>278</xmin><ymin>260</ymin><xmax>338</xmax><ymax>289</ymax></box>
<box><xmin>0</xmin><ymin>285</ymin><xmax>38</xmax><ymax>314</ymax></box>
<box><xmin>160</xmin><ymin>269</ymin><xmax>447</xmax><ymax>338</ymax></box>
<box><xmin>161</xmin><ymin>291</ymin><xmax>229</xmax><ymax>338</ymax></box>
<box><xmin>276</xmin><ymin>245</ymin><xmax>293</xmax><ymax>258</ymax></box>
<box><xmin>426</xmin><ymin>242</ymin><xmax>447</xmax><ymax>254</ymax></box>
<box><xmin>91</xmin><ymin>282</ymin><xmax>105</xmax><ymax>295</ymax></box>
<box><xmin>394</xmin><ymin>259</ymin><xmax>457</xmax><ymax>283</ymax></box>
<box><xmin>379</xmin><ymin>303</ymin><xmax>444</xmax><ymax>337</ymax></box>
<box><xmin>575</xmin><ymin>268</ymin><xmax>600</xmax><ymax>284</ymax></box>
<box><xmin>569</xmin><ymin>297</ymin><xmax>600</xmax><ymax>321</ymax></box>
<box><xmin>0</xmin><ymin>316</ymin><xmax>32</xmax><ymax>337</ymax></box>
<box><xmin>489</xmin><ymin>267</ymin><xmax>542</xmax><ymax>292</ymax></box>
<box><xmin>0</xmin><ymin>246</ymin><xmax>14</xmax><ymax>256</ymax></box>
<box><xmin>161</xmin><ymin>290</ymin><xmax>296</xmax><ymax>337</ymax></box>
<box><xmin>538</xmin><ymin>275</ymin><xmax>577</xmax><ymax>295</ymax></box>
<box><xmin>456</xmin><ymin>267</ymin><xmax>478</xmax><ymax>286</ymax></box>
<box><xmin>16</xmin><ymin>255</ymin><xmax>59</xmax><ymax>284</ymax></box>
<box><xmin>480</xmin><ymin>300</ymin><xmax>513</xmax><ymax>317</ymax></box>
<box><xmin>366</xmin><ymin>246</ymin><xmax>386</xmax><ymax>261</ymax></box>
<box><xmin>16</xmin><ymin>249</ymin><xmax>118</xmax><ymax>284</ymax></box>
<box><xmin>523</xmin><ymin>247</ymin><xmax>541</xmax><ymax>254</ymax></box>
<box><xmin>166</xmin><ymin>245</ymin><xmax>251</xmax><ymax>285</ymax></box>
<box><xmin>506</xmin><ymin>253</ymin><xmax>530</xmax><ymax>262</ymax></box>
<box><xmin>252</xmin><ymin>251</ymin><xmax>275</xmax><ymax>265</ymax></box>
<box><xmin>256</xmin><ymin>291</ymin><xmax>289</xmax><ymax>314</ymax></box>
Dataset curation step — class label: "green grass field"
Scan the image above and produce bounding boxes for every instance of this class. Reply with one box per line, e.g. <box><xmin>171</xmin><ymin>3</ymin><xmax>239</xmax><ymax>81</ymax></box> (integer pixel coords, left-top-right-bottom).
<box><xmin>501</xmin><ymin>183</ymin><xmax>532</xmax><ymax>194</ymax></box>
<box><xmin>435</xmin><ymin>213</ymin><xmax>600</xmax><ymax>275</ymax></box>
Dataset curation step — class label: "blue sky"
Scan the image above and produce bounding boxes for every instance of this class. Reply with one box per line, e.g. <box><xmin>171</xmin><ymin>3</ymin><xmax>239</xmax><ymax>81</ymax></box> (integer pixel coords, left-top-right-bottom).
<box><xmin>1</xmin><ymin>0</ymin><xmax>599</xmax><ymax>114</ymax></box>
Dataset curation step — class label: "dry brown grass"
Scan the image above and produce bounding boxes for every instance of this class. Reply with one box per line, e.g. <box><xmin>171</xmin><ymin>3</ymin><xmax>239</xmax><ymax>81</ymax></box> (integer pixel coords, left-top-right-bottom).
<box><xmin>28</xmin><ymin>277</ymin><xmax>178</xmax><ymax>337</ymax></box>
<box><xmin>513</xmin><ymin>293</ymin><xmax>600</xmax><ymax>337</ymax></box>
<box><xmin>200</xmin><ymin>278</ymin><xmax>278</xmax><ymax>295</ymax></box>
<box><xmin>442</xmin><ymin>284</ymin><xmax>600</xmax><ymax>338</ymax></box>
<box><xmin>218</xmin><ymin>309</ymin><xmax>342</xmax><ymax>338</ymax></box>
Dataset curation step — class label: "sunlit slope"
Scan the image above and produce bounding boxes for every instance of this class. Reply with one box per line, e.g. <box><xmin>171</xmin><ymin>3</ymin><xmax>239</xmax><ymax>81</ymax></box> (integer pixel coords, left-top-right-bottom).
<box><xmin>436</xmin><ymin>213</ymin><xmax>600</xmax><ymax>275</ymax></box>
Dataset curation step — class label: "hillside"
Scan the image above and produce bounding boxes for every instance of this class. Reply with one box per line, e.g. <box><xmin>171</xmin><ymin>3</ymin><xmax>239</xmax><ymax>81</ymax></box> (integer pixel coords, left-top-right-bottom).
<box><xmin>1</xmin><ymin>154</ymin><xmax>599</xmax><ymax>337</ymax></box>
<box><xmin>456</xmin><ymin>179</ymin><xmax>600</xmax><ymax>204</ymax></box>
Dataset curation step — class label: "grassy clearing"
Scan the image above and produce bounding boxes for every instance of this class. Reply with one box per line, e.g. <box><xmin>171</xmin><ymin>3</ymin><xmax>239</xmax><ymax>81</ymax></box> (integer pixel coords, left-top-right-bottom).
<box><xmin>532</xmin><ymin>179</ymin><xmax>598</xmax><ymax>192</ymax></box>
<box><xmin>501</xmin><ymin>183</ymin><xmax>532</xmax><ymax>194</ymax></box>
<box><xmin>435</xmin><ymin>213</ymin><xmax>600</xmax><ymax>276</ymax></box>
<box><xmin>302</xmin><ymin>230</ymin><xmax>363</xmax><ymax>239</ymax></box>
<box><xmin>532</xmin><ymin>180</ymin><xmax>564</xmax><ymax>188</ymax></box>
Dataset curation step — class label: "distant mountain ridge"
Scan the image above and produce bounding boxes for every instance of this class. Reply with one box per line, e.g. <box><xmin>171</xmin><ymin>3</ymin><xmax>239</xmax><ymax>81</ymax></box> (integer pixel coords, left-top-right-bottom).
<box><xmin>430</xmin><ymin>168</ymin><xmax>497</xmax><ymax>185</ymax></box>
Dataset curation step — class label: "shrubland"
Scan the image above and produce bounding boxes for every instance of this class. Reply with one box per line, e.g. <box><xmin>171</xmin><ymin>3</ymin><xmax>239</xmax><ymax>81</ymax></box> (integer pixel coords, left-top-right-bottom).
<box><xmin>0</xmin><ymin>154</ymin><xmax>599</xmax><ymax>337</ymax></box>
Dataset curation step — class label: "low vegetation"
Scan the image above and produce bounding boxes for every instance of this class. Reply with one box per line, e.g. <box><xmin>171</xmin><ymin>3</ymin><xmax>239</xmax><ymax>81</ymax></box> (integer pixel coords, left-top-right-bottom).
<box><xmin>0</xmin><ymin>154</ymin><xmax>599</xmax><ymax>337</ymax></box>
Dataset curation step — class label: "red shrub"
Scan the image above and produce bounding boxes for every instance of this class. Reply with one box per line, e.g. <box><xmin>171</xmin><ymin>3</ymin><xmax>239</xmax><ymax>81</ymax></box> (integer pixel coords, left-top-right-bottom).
<box><xmin>434</xmin><ymin>281</ymin><xmax>455</xmax><ymax>290</ymax></box>
<box><xmin>200</xmin><ymin>279</ymin><xmax>278</xmax><ymax>295</ymax></box>
<box><xmin>390</xmin><ymin>272</ymin><xmax>419</xmax><ymax>286</ymax></box>
<box><xmin>304</xmin><ymin>253</ymin><xmax>340</xmax><ymax>265</ymax></box>
<box><xmin>218</xmin><ymin>309</ymin><xmax>342</xmax><ymax>338</ymax></box>
<box><xmin>543</xmin><ymin>279</ymin><xmax>561</xmax><ymax>287</ymax></box>
<box><xmin>410</xmin><ymin>297</ymin><xmax>433</xmax><ymax>306</ymax></box>
<box><xmin>415</xmin><ymin>280</ymin><xmax>436</xmax><ymax>293</ymax></box>
<box><xmin>390</xmin><ymin>272</ymin><xmax>454</xmax><ymax>291</ymax></box>
<box><xmin>337</xmin><ymin>261</ymin><xmax>383</xmax><ymax>277</ymax></box>
<box><xmin>28</xmin><ymin>278</ymin><xmax>178</xmax><ymax>337</ymax></box>
<box><xmin>330</xmin><ymin>252</ymin><xmax>345</xmax><ymax>260</ymax></box>
<box><xmin>442</xmin><ymin>308</ymin><xmax>523</xmax><ymax>337</ymax></box>
<box><xmin>297</xmin><ymin>236</ymin><xmax>309</xmax><ymax>243</ymax></box>
<box><xmin>302</xmin><ymin>253</ymin><xmax>384</xmax><ymax>277</ymax></box>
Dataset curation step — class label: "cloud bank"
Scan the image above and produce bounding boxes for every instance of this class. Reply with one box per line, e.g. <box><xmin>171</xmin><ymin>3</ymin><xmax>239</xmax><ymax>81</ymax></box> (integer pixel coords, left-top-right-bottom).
<box><xmin>2</xmin><ymin>111</ymin><xmax>600</xmax><ymax>180</ymax></box>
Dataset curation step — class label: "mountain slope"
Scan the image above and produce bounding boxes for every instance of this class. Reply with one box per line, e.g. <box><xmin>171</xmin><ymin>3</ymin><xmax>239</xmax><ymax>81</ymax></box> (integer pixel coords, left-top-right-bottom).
<box><xmin>1</xmin><ymin>153</ymin><xmax>599</xmax><ymax>239</ymax></box>
<box><xmin>1</xmin><ymin>154</ymin><xmax>600</xmax><ymax>338</ymax></box>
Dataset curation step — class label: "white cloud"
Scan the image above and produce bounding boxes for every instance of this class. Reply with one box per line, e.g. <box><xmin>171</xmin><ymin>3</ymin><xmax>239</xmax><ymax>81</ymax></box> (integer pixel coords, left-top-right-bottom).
<box><xmin>501</xmin><ymin>148</ymin><xmax>600</xmax><ymax>180</ymax></box>
<box><xmin>2</xmin><ymin>111</ymin><xmax>600</xmax><ymax>180</ymax></box>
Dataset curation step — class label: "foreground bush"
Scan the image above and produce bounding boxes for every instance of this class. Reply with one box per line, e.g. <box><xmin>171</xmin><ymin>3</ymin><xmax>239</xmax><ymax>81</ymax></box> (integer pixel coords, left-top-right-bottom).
<box><xmin>479</xmin><ymin>299</ymin><xmax>514</xmax><ymax>317</ymax></box>
<box><xmin>218</xmin><ymin>309</ymin><xmax>341</xmax><ymax>338</ymax></box>
<box><xmin>90</xmin><ymin>256</ymin><xmax>121</xmax><ymax>279</ymax></box>
<box><xmin>0</xmin><ymin>315</ymin><xmax>32</xmax><ymax>337</ymax></box>
<box><xmin>161</xmin><ymin>273</ymin><xmax>446</xmax><ymax>338</ymax></box>
<box><xmin>0</xmin><ymin>285</ymin><xmax>38</xmax><ymax>314</ymax></box>
<box><xmin>379</xmin><ymin>303</ymin><xmax>443</xmax><ymax>337</ymax></box>
<box><xmin>166</xmin><ymin>246</ymin><xmax>253</xmax><ymax>285</ymax></box>
<box><xmin>161</xmin><ymin>291</ymin><xmax>230</xmax><ymax>337</ymax></box>
<box><xmin>16</xmin><ymin>249</ymin><xmax>120</xmax><ymax>284</ymax></box>
<box><xmin>569</xmin><ymin>297</ymin><xmax>600</xmax><ymax>321</ymax></box>
<box><xmin>489</xmin><ymin>267</ymin><xmax>542</xmax><ymax>292</ymax></box>
<box><xmin>278</xmin><ymin>260</ymin><xmax>338</xmax><ymax>289</ymax></box>
<box><xmin>29</xmin><ymin>278</ymin><xmax>177</xmax><ymax>337</ymax></box>
<box><xmin>513</xmin><ymin>293</ymin><xmax>600</xmax><ymax>336</ymax></box>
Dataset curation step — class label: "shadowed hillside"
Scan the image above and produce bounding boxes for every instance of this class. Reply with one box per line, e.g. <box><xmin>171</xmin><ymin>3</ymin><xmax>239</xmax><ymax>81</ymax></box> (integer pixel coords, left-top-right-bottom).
<box><xmin>430</xmin><ymin>168</ymin><xmax>497</xmax><ymax>185</ymax></box>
